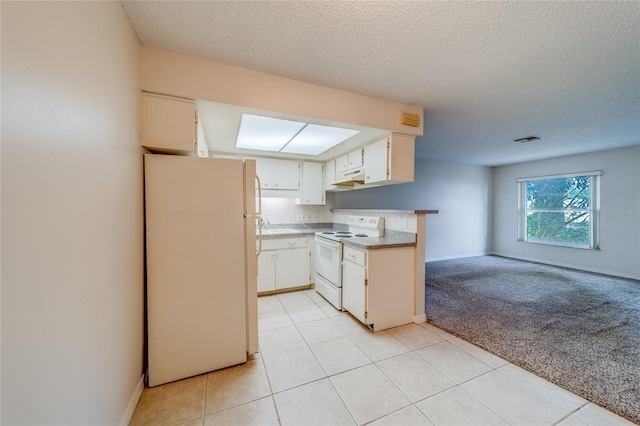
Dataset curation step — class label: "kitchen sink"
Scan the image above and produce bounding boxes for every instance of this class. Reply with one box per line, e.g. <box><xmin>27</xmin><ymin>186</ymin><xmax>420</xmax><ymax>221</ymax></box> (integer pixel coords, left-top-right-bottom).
<box><xmin>262</xmin><ymin>228</ymin><xmax>301</xmax><ymax>234</ymax></box>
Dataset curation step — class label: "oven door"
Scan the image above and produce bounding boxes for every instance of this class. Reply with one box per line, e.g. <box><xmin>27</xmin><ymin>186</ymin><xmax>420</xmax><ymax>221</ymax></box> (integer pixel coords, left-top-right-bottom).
<box><xmin>315</xmin><ymin>273</ymin><xmax>342</xmax><ymax>310</ymax></box>
<box><xmin>314</xmin><ymin>236</ymin><xmax>342</xmax><ymax>286</ymax></box>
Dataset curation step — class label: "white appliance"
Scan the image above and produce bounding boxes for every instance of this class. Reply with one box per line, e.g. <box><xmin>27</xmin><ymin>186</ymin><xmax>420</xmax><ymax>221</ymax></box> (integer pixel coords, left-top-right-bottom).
<box><xmin>144</xmin><ymin>154</ymin><xmax>260</xmax><ymax>387</ymax></box>
<box><xmin>314</xmin><ymin>216</ymin><xmax>384</xmax><ymax>310</ymax></box>
<box><xmin>314</xmin><ymin>237</ymin><xmax>343</xmax><ymax>309</ymax></box>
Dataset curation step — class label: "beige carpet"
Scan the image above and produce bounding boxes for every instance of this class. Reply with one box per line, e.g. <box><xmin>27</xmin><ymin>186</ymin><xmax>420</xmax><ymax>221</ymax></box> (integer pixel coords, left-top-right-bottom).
<box><xmin>425</xmin><ymin>255</ymin><xmax>640</xmax><ymax>424</ymax></box>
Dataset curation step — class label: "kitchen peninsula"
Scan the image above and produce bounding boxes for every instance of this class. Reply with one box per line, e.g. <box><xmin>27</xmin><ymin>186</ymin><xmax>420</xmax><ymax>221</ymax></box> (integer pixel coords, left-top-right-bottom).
<box><xmin>259</xmin><ymin>209</ymin><xmax>438</xmax><ymax>331</ymax></box>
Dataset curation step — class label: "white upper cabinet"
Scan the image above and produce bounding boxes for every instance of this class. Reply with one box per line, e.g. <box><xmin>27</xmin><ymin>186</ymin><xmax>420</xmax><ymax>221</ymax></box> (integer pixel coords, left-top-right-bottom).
<box><xmin>336</xmin><ymin>154</ymin><xmax>349</xmax><ymax>174</ymax></box>
<box><xmin>336</xmin><ymin>149</ymin><xmax>363</xmax><ymax>174</ymax></box>
<box><xmin>324</xmin><ymin>159</ymin><xmax>336</xmax><ymax>191</ymax></box>
<box><xmin>255</xmin><ymin>158</ymin><xmax>300</xmax><ymax>190</ymax></box>
<box><xmin>196</xmin><ymin>119</ymin><xmax>209</xmax><ymax>158</ymax></box>
<box><xmin>299</xmin><ymin>161</ymin><xmax>325</xmax><ymax>205</ymax></box>
<box><xmin>363</xmin><ymin>134</ymin><xmax>415</xmax><ymax>185</ymax></box>
<box><xmin>348</xmin><ymin>148</ymin><xmax>363</xmax><ymax>170</ymax></box>
<box><xmin>142</xmin><ymin>92</ymin><xmax>197</xmax><ymax>154</ymax></box>
<box><xmin>363</xmin><ymin>138</ymin><xmax>388</xmax><ymax>183</ymax></box>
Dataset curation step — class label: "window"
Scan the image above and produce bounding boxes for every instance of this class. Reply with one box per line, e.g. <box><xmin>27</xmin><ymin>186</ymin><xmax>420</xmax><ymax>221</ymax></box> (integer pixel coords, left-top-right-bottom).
<box><xmin>517</xmin><ymin>171</ymin><xmax>601</xmax><ymax>249</ymax></box>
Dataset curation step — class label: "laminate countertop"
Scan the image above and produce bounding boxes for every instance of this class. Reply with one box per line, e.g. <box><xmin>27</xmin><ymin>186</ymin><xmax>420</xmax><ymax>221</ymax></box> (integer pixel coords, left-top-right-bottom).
<box><xmin>259</xmin><ymin>225</ymin><xmax>416</xmax><ymax>250</ymax></box>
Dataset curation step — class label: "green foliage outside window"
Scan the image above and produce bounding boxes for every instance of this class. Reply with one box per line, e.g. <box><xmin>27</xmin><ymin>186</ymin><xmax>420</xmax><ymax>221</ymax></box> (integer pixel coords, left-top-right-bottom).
<box><xmin>525</xmin><ymin>176</ymin><xmax>591</xmax><ymax>246</ymax></box>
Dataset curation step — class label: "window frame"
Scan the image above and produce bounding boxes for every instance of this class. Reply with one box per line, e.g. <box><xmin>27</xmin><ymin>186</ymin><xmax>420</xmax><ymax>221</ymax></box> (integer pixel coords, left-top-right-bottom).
<box><xmin>517</xmin><ymin>171</ymin><xmax>601</xmax><ymax>250</ymax></box>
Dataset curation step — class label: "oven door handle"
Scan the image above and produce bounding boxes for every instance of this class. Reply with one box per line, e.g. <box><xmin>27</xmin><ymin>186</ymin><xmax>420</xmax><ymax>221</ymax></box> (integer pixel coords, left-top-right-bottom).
<box><xmin>314</xmin><ymin>236</ymin><xmax>342</xmax><ymax>249</ymax></box>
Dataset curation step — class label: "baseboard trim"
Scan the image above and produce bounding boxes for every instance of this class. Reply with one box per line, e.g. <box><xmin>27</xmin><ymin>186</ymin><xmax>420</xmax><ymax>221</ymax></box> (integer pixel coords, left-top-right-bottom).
<box><xmin>491</xmin><ymin>252</ymin><xmax>640</xmax><ymax>281</ymax></box>
<box><xmin>119</xmin><ymin>374</ymin><xmax>145</xmax><ymax>426</ymax></box>
<box><xmin>414</xmin><ymin>314</ymin><xmax>427</xmax><ymax>324</ymax></box>
<box><xmin>426</xmin><ymin>253</ymin><xmax>490</xmax><ymax>263</ymax></box>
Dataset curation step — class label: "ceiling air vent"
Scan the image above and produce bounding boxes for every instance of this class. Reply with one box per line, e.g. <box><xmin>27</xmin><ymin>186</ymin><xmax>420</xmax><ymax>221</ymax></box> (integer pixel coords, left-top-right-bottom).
<box><xmin>513</xmin><ymin>136</ymin><xmax>540</xmax><ymax>143</ymax></box>
<box><xmin>401</xmin><ymin>112</ymin><xmax>421</xmax><ymax>127</ymax></box>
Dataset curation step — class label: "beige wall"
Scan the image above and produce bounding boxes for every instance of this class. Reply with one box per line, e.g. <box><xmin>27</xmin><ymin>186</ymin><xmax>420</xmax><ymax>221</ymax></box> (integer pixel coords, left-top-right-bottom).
<box><xmin>493</xmin><ymin>146</ymin><xmax>640</xmax><ymax>280</ymax></box>
<box><xmin>140</xmin><ymin>46</ymin><xmax>424</xmax><ymax>137</ymax></box>
<box><xmin>1</xmin><ymin>2</ymin><xmax>144</xmax><ymax>424</ymax></box>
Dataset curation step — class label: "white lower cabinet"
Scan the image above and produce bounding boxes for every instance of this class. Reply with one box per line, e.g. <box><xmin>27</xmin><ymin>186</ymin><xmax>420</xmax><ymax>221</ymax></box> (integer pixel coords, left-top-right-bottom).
<box><xmin>257</xmin><ymin>251</ymin><xmax>277</xmax><ymax>293</ymax></box>
<box><xmin>258</xmin><ymin>238</ymin><xmax>311</xmax><ymax>293</ymax></box>
<box><xmin>342</xmin><ymin>245</ymin><xmax>415</xmax><ymax>331</ymax></box>
<box><xmin>342</xmin><ymin>247</ymin><xmax>367</xmax><ymax>324</ymax></box>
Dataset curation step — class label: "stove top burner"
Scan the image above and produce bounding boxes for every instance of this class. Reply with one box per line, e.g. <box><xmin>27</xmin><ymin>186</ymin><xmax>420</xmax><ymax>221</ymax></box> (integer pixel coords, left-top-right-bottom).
<box><xmin>316</xmin><ymin>230</ymin><xmax>375</xmax><ymax>240</ymax></box>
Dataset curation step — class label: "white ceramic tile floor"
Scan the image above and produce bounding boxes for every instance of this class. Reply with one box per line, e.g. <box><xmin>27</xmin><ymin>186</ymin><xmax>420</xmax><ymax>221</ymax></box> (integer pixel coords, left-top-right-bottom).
<box><xmin>131</xmin><ymin>290</ymin><xmax>635</xmax><ymax>426</ymax></box>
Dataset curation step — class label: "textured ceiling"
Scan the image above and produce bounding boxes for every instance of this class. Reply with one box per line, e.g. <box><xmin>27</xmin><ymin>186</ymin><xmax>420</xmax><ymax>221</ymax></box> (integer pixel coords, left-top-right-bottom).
<box><xmin>122</xmin><ymin>1</ymin><xmax>640</xmax><ymax>166</ymax></box>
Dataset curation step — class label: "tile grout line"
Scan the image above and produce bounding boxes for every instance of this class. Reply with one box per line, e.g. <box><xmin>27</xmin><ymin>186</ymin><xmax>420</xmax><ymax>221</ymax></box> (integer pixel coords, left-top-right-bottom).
<box><xmin>265</xmin><ymin>291</ymin><xmax>587</xmax><ymax>425</ymax></box>
<box><xmin>268</xmin><ymin>292</ymin><xmax>549</xmax><ymax>425</ymax></box>
<box><xmin>550</xmin><ymin>401</ymin><xmax>590</xmax><ymax>426</ymax></box>
<box><xmin>200</xmin><ymin>372</ymin><xmax>208</xmax><ymax>424</ymax></box>
<box><xmin>278</xmin><ymin>291</ymin><xmax>361</xmax><ymax>425</ymax></box>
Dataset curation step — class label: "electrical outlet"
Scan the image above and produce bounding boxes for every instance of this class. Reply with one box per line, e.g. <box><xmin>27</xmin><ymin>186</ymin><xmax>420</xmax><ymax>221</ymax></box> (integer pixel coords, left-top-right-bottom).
<box><xmin>402</xmin><ymin>216</ymin><xmax>409</xmax><ymax>229</ymax></box>
<box><xmin>306</xmin><ymin>214</ymin><xmax>312</xmax><ymax>222</ymax></box>
<box><xmin>296</xmin><ymin>215</ymin><xmax>303</xmax><ymax>222</ymax></box>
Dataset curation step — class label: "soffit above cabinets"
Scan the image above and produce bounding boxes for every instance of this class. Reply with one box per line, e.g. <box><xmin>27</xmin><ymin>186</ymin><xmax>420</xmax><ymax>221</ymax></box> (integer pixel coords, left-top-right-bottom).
<box><xmin>196</xmin><ymin>99</ymin><xmax>390</xmax><ymax>161</ymax></box>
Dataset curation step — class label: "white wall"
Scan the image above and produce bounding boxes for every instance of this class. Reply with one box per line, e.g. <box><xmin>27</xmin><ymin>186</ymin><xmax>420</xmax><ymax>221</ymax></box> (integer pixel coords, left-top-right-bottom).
<box><xmin>1</xmin><ymin>2</ymin><xmax>144</xmax><ymax>425</ymax></box>
<box><xmin>493</xmin><ymin>146</ymin><xmax>640</xmax><ymax>279</ymax></box>
<box><xmin>333</xmin><ymin>158</ymin><xmax>493</xmax><ymax>261</ymax></box>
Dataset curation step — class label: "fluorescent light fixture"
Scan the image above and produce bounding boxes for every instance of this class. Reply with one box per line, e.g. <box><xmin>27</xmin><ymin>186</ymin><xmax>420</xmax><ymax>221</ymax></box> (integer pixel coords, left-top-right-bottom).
<box><xmin>236</xmin><ymin>114</ymin><xmax>305</xmax><ymax>151</ymax></box>
<box><xmin>281</xmin><ymin>124</ymin><xmax>360</xmax><ymax>155</ymax></box>
<box><xmin>236</xmin><ymin>114</ymin><xmax>360</xmax><ymax>155</ymax></box>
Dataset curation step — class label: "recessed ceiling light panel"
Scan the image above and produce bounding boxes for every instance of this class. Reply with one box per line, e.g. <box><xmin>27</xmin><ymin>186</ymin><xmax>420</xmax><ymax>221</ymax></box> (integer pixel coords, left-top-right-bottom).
<box><xmin>281</xmin><ymin>124</ymin><xmax>360</xmax><ymax>155</ymax></box>
<box><xmin>236</xmin><ymin>114</ymin><xmax>305</xmax><ymax>151</ymax></box>
<box><xmin>235</xmin><ymin>114</ymin><xmax>359</xmax><ymax>155</ymax></box>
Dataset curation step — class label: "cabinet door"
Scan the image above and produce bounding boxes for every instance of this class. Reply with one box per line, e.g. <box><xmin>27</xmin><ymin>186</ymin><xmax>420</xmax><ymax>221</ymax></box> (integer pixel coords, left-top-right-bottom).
<box><xmin>257</xmin><ymin>251</ymin><xmax>276</xmax><ymax>293</ymax></box>
<box><xmin>255</xmin><ymin>158</ymin><xmax>271</xmax><ymax>188</ymax></box>
<box><xmin>143</xmin><ymin>93</ymin><xmax>196</xmax><ymax>154</ymax></box>
<box><xmin>271</xmin><ymin>159</ymin><xmax>300</xmax><ymax>190</ymax></box>
<box><xmin>348</xmin><ymin>148</ymin><xmax>363</xmax><ymax>169</ymax></box>
<box><xmin>387</xmin><ymin>133</ymin><xmax>415</xmax><ymax>183</ymax></box>
<box><xmin>276</xmin><ymin>247</ymin><xmax>310</xmax><ymax>290</ymax></box>
<box><xmin>324</xmin><ymin>160</ymin><xmax>336</xmax><ymax>190</ymax></box>
<box><xmin>363</xmin><ymin>138</ymin><xmax>389</xmax><ymax>184</ymax></box>
<box><xmin>342</xmin><ymin>258</ymin><xmax>367</xmax><ymax>324</ymax></box>
<box><xmin>336</xmin><ymin>154</ymin><xmax>349</xmax><ymax>174</ymax></box>
<box><xmin>300</xmin><ymin>161</ymin><xmax>324</xmax><ymax>205</ymax></box>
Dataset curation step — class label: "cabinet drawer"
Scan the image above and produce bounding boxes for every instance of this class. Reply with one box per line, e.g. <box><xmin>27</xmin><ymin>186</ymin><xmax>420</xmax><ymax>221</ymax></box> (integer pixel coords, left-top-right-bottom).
<box><xmin>343</xmin><ymin>246</ymin><xmax>366</xmax><ymax>266</ymax></box>
<box><xmin>261</xmin><ymin>238</ymin><xmax>308</xmax><ymax>251</ymax></box>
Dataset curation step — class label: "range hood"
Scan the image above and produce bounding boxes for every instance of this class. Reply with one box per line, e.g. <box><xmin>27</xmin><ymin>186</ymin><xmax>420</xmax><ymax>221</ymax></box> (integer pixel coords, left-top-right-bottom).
<box><xmin>332</xmin><ymin>167</ymin><xmax>365</xmax><ymax>187</ymax></box>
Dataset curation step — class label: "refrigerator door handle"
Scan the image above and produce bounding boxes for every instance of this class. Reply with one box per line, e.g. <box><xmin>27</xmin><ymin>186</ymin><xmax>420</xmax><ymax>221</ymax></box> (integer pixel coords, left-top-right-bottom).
<box><xmin>245</xmin><ymin>174</ymin><xmax>263</xmax><ymax>256</ymax></box>
<box><xmin>244</xmin><ymin>214</ymin><xmax>262</xmax><ymax>256</ymax></box>
<box><xmin>255</xmin><ymin>175</ymin><xmax>262</xmax><ymax>216</ymax></box>
<box><xmin>256</xmin><ymin>219</ymin><xmax>262</xmax><ymax>257</ymax></box>
<box><xmin>255</xmin><ymin>174</ymin><xmax>262</xmax><ymax>256</ymax></box>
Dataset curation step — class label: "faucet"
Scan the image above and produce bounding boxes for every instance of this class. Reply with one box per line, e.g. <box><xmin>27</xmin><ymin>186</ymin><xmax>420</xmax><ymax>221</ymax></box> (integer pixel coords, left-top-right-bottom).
<box><xmin>261</xmin><ymin>217</ymin><xmax>271</xmax><ymax>229</ymax></box>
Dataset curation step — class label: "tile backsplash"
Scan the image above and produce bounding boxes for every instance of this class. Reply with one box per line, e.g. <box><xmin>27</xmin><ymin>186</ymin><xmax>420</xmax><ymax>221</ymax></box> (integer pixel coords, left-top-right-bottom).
<box><xmin>260</xmin><ymin>198</ymin><xmax>333</xmax><ymax>225</ymax></box>
<box><xmin>259</xmin><ymin>200</ymin><xmax>417</xmax><ymax>233</ymax></box>
<box><xmin>332</xmin><ymin>209</ymin><xmax>418</xmax><ymax>233</ymax></box>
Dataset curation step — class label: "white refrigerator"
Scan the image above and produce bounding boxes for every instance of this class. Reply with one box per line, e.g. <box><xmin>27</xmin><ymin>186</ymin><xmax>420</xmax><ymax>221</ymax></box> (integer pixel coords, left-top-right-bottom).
<box><xmin>144</xmin><ymin>154</ymin><xmax>259</xmax><ymax>387</ymax></box>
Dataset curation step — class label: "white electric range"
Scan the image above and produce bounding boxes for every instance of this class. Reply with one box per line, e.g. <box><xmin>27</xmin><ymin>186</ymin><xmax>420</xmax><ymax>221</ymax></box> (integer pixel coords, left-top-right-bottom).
<box><xmin>314</xmin><ymin>216</ymin><xmax>385</xmax><ymax>310</ymax></box>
